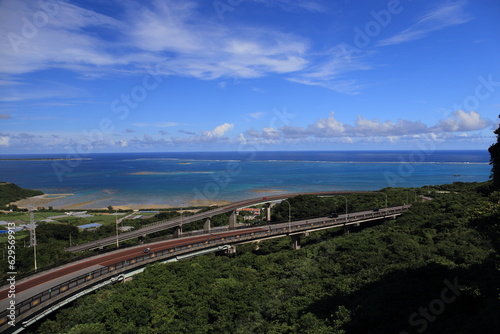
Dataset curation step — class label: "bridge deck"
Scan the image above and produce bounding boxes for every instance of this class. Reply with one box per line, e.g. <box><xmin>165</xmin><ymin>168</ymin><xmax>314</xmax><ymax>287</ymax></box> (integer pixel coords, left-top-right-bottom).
<box><xmin>65</xmin><ymin>191</ymin><xmax>372</xmax><ymax>252</ymax></box>
<box><xmin>0</xmin><ymin>204</ymin><xmax>409</xmax><ymax>333</ymax></box>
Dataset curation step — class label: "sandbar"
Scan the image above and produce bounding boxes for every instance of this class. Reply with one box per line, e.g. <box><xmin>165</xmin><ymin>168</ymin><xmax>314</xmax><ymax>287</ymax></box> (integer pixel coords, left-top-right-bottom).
<box><xmin>10</xmin><ymin>194</ymin><xmax>230</xmax><ymax>211</ymax></box>
<box><xmin>251</xmin><ymin>189</ymin><xmax>285</xmax><ymax>193</ymax></box>
<box><xmin>128</xmin><ymin>171</ymin><xmax>214</xmax><ymax>175</ymax></box>
<box><xmin>11</xmin><ymin>194</ymin><xmax>74</xmax><ymax>208</ymax></box>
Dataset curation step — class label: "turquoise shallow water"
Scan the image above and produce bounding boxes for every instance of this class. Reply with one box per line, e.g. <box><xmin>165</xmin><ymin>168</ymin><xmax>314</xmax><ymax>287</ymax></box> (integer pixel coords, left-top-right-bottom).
<box><xmin>0</xmin><ymin>151</ymin><xmax>491</xmax><ymax>208</ymax></box>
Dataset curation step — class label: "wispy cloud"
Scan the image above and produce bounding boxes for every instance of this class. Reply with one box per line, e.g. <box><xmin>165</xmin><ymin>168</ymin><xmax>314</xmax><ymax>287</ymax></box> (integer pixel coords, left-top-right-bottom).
<box><xmin>133</xmin><ymin>122</ymin><xmax>179</xmax><ymax>128</ymax></box>
<box><xmin>288</xmin><ymin>46</ymin><xmax>372</xmax><ymax>94</ymax></box>
<box><xmin>0</xmin><ymin>76</ymin><xmax>87</xmax><ymax>103</ymax></box>
<box><xmin>246</xmin><ymin>112</ymin><xmax>266</xmax><ymax>120</ymax></box>
<box><xmin>0</xmin><ymin>0</ymin><xmax>309</xmax><ymax>82</ymax></box>
<box><xmin>249</xmin><ymin>0</ymin><xmax>326</xmax><ymax>12</ymax></box>
<box><xmin>378</xmin><ymin>1</ymin><xmax>473</xmax><ymax>47</ymax></box>
<box><xmin>0</xmin><ymin>0</ymin><xmax>125</xmax><ymax>75</ymax></box>
<box><xmin>179</xmin><ymin>129</ymin><xmax>196</xmax><ymax>135</ymax></box>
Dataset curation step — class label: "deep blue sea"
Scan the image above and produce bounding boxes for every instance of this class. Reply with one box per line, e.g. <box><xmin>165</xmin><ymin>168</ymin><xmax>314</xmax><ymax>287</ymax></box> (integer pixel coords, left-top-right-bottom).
<box><xmin>0</xmin><ymin>150</ymin><xmax>491</xmax><ymax>209</ymax></box>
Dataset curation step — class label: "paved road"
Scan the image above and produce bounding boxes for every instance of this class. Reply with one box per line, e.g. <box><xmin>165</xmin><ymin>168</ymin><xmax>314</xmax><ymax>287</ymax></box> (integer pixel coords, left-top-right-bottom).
<box><xmin>0</xmin><ymin>227</ymin><xmax>266</xmax><ymax>307</ymax></box>
<box><xmin>1</xmin><ymin>203</ymin><xmax>402</xmax><ymax>307</ymax></box>
<box><xmin>66</xmin><ymin>191</ymin><xmax>371</xmax><ymax>252</ymax></box>
<box><xmin>0</xmin><ymin>203</ymin><xmax>410</xmax><ymax>333</ymax></box>
<box><xmin>0</xmin><ymin>205</ymin><xmax>384</xmax><ymax>305</ymax></box>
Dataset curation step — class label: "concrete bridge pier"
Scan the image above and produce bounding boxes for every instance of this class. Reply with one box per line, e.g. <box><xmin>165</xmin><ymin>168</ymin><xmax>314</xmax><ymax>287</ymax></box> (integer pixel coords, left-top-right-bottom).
<box><xmin>204</xmin><ymin>218</ymin><xmax>211</xmax><ymax>233</ymax></box>
<box><xmin>229</xmin><ymin>211</ymin><xmax>237</xmax><ymax>230</ymax></box>
<box><xmin>343</xmin><ymin>225</ymin><xmax>350</xmax><ymax>234</ymax></box>
<box><xmin>138</xmin><ymin>236</ymin><xmax>145</xmax><ymax>244</ymax></box>
<box><xmin>265</xmin><ymin>203</ymin><xmax>277</xmax><ymax>221</ymax></box>
<box><xmin>290</xmin><ymin>234</ymin><xmax>302</xmax><ymax>250</ymax></box>
<box><xmin>225</xmin><ymin>245</ymin><xmax>237</xmax><ymax>254</ymax></box>
<box><xmin>174</xmin><ymin>225</ymin><xmax>182</xmax><ymax>238</ymax></box>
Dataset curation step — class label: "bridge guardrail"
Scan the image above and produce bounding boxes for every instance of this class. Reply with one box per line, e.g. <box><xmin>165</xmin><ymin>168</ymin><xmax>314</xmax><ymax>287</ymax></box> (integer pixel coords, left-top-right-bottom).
<box><xmin>65</xmin><ymin>191</ymin><xmax>373</xmax><ymax>252</ymax></box>
<box><xmin>0</xmin><ymin>206</ymin><xmax>409</xmax><ymax>331</ymax></box>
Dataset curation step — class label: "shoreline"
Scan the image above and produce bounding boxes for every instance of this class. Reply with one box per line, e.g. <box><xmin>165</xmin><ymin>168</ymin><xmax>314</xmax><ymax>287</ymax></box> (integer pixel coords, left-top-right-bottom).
<box><xmin>10</xmin><ymin>194</ymin><xmax>232</xmax><ymax>211</ymax></box>
<box><xmin>9</xmin><ymin>187</ymin><xmax>288</xmax><ymax>210</ymax></box>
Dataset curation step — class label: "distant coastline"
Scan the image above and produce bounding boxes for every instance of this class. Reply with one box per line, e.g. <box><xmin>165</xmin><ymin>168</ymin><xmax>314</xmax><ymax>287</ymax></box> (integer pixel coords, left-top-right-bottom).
<box><xmin>0</xmin><ymin>151</ymin><xmax>490</xmax><ymax>210</ymax></box>
<box><xmin>0</xmin><ymin>158</ymin><xmax>92</xmax><ymax>161</ymax></box>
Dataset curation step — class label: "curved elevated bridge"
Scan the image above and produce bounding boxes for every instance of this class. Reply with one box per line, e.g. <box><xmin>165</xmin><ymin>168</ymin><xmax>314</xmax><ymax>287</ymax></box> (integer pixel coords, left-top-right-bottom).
<box><xmin>65</xmin><ymin>191</ymin><xmax>373</xmax><ymax>252</ymax></box>
<box><xmin>0</xmin><ymin>192</ymin><xmax>410</xmax><ymax>333</ymax></box>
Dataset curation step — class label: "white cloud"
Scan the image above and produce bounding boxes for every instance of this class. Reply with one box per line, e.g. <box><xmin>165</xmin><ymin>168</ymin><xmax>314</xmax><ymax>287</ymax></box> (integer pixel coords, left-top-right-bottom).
<box><xmin>280</xmin><ymin>126</ymin><xmax>310</xmax><ymax>139</ymax></box>
<box><xmin>240</xmin><ymin>110</ymin><xmax>491</xmax><ymax>145</ymax></box>
<box><xmin>0</xmin><ymin>136</ymin><xmax>11</xmax><ymax>146</ymax></box>
<box><xmin>434</xmin><ymin>110</ymin><xmax>490</xmax><ymax>132</ymax></box>
<box><xmin>0</xmin><ymin>0</ymin><xmax>126</xmax><ymax>75</ymax></box>
<box><xmin>347</xmin><ymin>116</ymin><xmax>428</xmax><ymax>136</ymax></box>
<box><xmin>204</xmin><ymin>123</ymin><xmax>234</xmax><ymax>137</ymax></box>
<box><xmin>288</xmin><ymin>46</ymin><xmax>372</xmax><ymax>94</ymax></box>
<box><xmin>261</xmin><ymin>127</ymin><xmax>280</xmax><ymax>139</ymax></box>
<box><xmin>309</xmin><ymin>112</ymin><xmax>345</xmax><ymax>137</ymax></box>
<box><xmin>378</xmin><ymin>1</ymin><xmax>473</xmax><ymax>47</ymax></box>
<box><xmin>246</xmin><ymin>112</ymin><xmax>265</xmax><ymax>119</ymax></box>
<box><xmin>237</xmin><ymin>133</ymin><xmax>247</xmax><ymax>144</ymax></box>
<box><xmin>115</xmin><ymin>139</ymin><xmax>128</xmax><ymax>147</ymax></box>
<box><xmin>0</xmin><ymin>0</ymin><xmax>309</xmax><ymax>82</ymax></box>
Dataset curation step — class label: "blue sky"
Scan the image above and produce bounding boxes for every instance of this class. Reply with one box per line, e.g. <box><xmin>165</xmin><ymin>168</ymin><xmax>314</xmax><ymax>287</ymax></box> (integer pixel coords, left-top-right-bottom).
<box><xmin>0</xmin><ymin>0</ymin><xmax>499</xmax><ymax>153</ymax></box>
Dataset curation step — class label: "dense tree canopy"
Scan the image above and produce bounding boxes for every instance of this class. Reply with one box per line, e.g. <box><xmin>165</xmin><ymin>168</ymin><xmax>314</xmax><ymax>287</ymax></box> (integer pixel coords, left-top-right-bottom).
<box><xmin>489</xmin><ymin>115</ymin><xmax>500</xmax><ymax>190</ymax></box>
<box><xmin>0</xmin><ymin>182</ymin><xmax>43</xmax><ymax>208</ymax></box>
<box><xmin>27</xmin><ymin>182</ymin><xmax>500</xmax><ymax>334</ymax></box>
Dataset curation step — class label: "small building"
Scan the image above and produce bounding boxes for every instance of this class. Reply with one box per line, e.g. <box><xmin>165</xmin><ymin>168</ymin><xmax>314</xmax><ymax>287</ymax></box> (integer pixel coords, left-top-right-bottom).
<box><xmin>236</xmin><ymin>208</ymin><xmax>261</xmax><ymax>216</ymax></box>
<box><xmin>65</xmin><ymin>211</ymin><xmax>93</xmax><ymax>218</ymax></box>
<box><xmin>77</xmin><ymin>223</ymin><xmax>102</xmax><ymax>231</ymax></box>
<box><xmin>39</xmin><ymin>218</ymin><xmax>56</xmax><ymax>223</ymax></box>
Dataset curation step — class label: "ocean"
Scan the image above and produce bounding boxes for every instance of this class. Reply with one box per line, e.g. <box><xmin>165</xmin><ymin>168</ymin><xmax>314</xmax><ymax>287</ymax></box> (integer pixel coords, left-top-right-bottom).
<box><xmin>0</xmin><ymin>150</ymin><xmax>491</xmax><ymax>209</ymax></box>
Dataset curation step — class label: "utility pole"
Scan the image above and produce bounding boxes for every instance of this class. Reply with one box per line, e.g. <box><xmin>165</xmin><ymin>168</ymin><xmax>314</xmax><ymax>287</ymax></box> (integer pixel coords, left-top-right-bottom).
<box><xmin>115</xmin><ymin>211</ymin><xmax>119</xmax><ymax>248</ymax></box>
<box><xmin>338</xmin><ymin>195</ymin><xmax>348</xmax><ymax>221</ymax></box>
<box><xmin>28</xmin><ymin>205</ymin><xmax>37</xmax><ymax>271</ymax></box>
<box><xmin>377</xmin><ymin>192</ymin><xmax>388</xmax><ymax>214</ymax></box>
<box><xmin>283</xmin><ymin>200</ymin><xmax>291</xmax><ymax>233</ymax></box>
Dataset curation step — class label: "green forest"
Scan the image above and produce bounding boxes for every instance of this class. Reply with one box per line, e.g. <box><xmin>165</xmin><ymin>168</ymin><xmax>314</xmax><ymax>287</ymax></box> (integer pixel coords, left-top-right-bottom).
<box><xmin>0</xmin><ymin>182</ymin><xmax>43</xmax><ymax>208</ymax></box>
<box><xmin>25</xmin><ymin>181</ymin><xmax>500</xmax><ymax>334</ymax></box>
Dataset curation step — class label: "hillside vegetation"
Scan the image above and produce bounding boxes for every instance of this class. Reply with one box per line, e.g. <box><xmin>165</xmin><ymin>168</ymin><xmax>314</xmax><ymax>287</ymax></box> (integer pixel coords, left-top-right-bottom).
<box><xmin>0</xmin><ymin>182</ymin><xmax>43</xmax><ymax>208</ymax></box>
<box><xmin>29</xmin><ymin>182</ymin><xmax>500</xmax><ymax>334</ymax></box>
